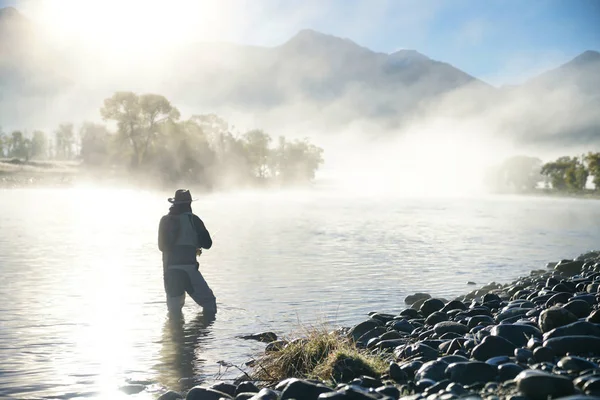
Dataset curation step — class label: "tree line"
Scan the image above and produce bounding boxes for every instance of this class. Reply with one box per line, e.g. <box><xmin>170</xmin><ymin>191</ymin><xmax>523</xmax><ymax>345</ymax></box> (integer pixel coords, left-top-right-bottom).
<box><xmin>486</xmin><ymin>153</ymin><xmax>600</xmax><ymax>193</ymax></box>
<box><xmin>0</xmin><ymin>92</ymin><xmax>325</xmax><ymax>187</ymax></box>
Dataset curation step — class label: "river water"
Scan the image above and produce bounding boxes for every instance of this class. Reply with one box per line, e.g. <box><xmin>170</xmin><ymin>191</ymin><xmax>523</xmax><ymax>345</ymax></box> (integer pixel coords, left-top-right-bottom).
<box><xmin>0</xmin><ymin>186</ymin><xmax>599</xmax><ymax>399</ymax></box>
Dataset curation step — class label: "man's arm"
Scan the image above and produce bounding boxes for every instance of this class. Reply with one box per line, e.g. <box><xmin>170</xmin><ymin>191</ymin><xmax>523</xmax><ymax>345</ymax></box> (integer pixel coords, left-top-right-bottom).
<box><xmin>193</xmin><ymin>215</ymin><xmax>213</xmax><ymax>249</ymax></box>
<box><xmin>158</xmin><ymin>216</ymin><xmax>167</xmax><ymax>252</ymax></box>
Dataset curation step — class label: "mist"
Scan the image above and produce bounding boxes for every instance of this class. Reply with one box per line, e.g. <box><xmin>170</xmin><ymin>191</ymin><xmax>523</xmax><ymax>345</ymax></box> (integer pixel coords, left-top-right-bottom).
<box><xmin>1</xmin><ymin>1</ymin><xmax>598</xmax><ymax>196</ymax></box>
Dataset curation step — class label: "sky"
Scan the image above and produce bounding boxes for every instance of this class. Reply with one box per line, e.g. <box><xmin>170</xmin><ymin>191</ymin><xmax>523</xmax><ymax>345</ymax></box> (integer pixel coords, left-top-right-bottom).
<box><xmin>1</xmin><ymin>0</ymin><xmax>599</xmax><ymax>85</ymax></box>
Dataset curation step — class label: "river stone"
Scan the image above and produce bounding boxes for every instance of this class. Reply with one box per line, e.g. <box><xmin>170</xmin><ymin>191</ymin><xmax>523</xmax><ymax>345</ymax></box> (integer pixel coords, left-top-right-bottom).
<box><xmin>265</xmin><ymin>340</ymin><xmax>287</xmax><ymax>352</ymax></box>
<box><xmin>444</xmin><ymin>361</ymin><xmax>497</xmax><ymax>385</ymax></box>
<box><xmin>543</xmin><ymin>321</ymin><xmax>600</xmax><ymax>340</ymax></box>
<box><xmin>235</xmin><ymin>382</ymin><xmax>259</xmax><ymax>395</ymax></box>
<box><xmin>210</xmin><ymin>383</ymin><xmax>236</xmax><ymax>397</ymax></box>
<box><xmin>490</xmin><ymin>324</ymin><xmax>542</xmax><ymax>347</ymax></box>
<box><xmin>239</xmin><ymin>331</ymin><xmax>277</xmax><ymax>343</ymax></box>
<box><xmin>562</xmin><ymin>299</ymin><xmax>592</xmax><ymax>318</ymax></box>
<box><xmin>389</xmin><ymin>362</ymin><xmax>408</xmax><ymax>382</ymax></box>
<box><xmin>426</xmin><ymin>311</ymin><xmax>448</xmax><ymax>326</ymax></box>
<box><xmin>515</xmin><ymin>348</ymin><xmax>533</xmax><ymax>363</ymax></box>
<box><xmin>588</xmin><ymin>310</ymin><xmax>600</xmax><ymax>324</ymax></box>
<box><xmin>158</xmin><ymin>391</ymin><xmax>184</xmax><ymax>400</ymax></box>
<box><xmin>415</xmin><ymin>378</ymin><xmax>436</xmax><ymax>391</ymax></box>
<box><xmin>434</xmin><ymin>321</ymin><xmax>468</xmax><ymax>336</ymax></box>
<box><xmin>249</xmin><ymin>388</ymin><xmax>279</xmax><ymax>400</ymax></box>
<box><xmin>515</xmin><ymin>370</ymin><xmax>574</xmax><ymax>400</ymax></box>
<box><xmin>533</xmin><ymin>346</ymin><xmax>555</xmax><ymax>363</ymax></box>
<box><xmin>471</xmin><ymin>335</ymin><xmax>516</xmax><ymax>361</ymax></box>
<box><xmin>545</xmin><ymin>292</ymin><xmax>573</xmax><ymax>307</ymax></box>
<box><xmin>555</xmin><ymin>260</ymin><xmax>584</xmax><ymax>275</ymax></box>
<box><xmin>398</xmin><ymin>308</ymin><xmax>421</xmax><ymax>319</ymax></box>
<box><xmin>420</xmin><ymin>298</ymin><xmax>446</xmax><ymax>317</ymax></box>
<box><xmin>281</xmin><ymin>379</ymin><xmax>333</xmax><ymax>399</ymax></box>
<box><xmin>390</xmin><ymin>319</ymin><xmax>415</xmax><ymax>334</ymax></box>
<box><xmin>557</xmin><ymin>356</ymin><xmax>599</xmax><ymax>372</ymax></box>
<box><xmin>468</xmin><ymin>315</ymin><xmax>495</xmax><ymax>330</ymax></box>
<box><xmin>186</xmin><ymin>387</ymin><xmax>233</xmax><ymax>400</ymax></box>
<box><xmin>543</xmin><ymin>335</ymin><xmax>600</xmax><ymax>356</ymax></box>
<box><xmin>415</xmin><ymin>360</ymin><xmax>449</xmax><ymax>382</ymax></box>
<box><xmin>496</xmin><ymin>308</ymin><xmax>530</xmax><ymax>322</ymax></box>
<box><xmin>405</xmin><ymin>292</ymin><xmax>432</xmax><ymax>305</ymax></box>
<box><xmin>485</xmin><ymin>355</ymin><xmax>511</xmax><ymax>366</ymax></box>
<box><xmin>583</xmin><ymin>377</ymin><xmax>600</xmax><ymax>394</ymax></box>
<box><xmin>375</xmin><ymin>385</ymin><xmax>400</xmax><ymax>399</ymax></box>
<box><xmin>442</xmin><ymin>300</ymin><xmax>468</xmax><ymax>313</ymax></box>
<box><xmin>378</xmin><ymin>330</ymin><xmax>405</xmax><ymax>341</ymax></box>
<box><xmin>538</xmin><ymin>306</ymin><xmax>578</xmax><ymax>333</ymax></box>
<box><xmin>498</xmin><ymin>363</ymin><xmax>524</xmax><ymax>381</ymax></box>
<box><xmin>357</xmin><ymin>327</ymin><xmax>387</xmax><ymax>346</ymax></box>
<box><xmin>349</xmin><ymin>320</ymin><xmax>381</xmax><ymax>342</ymax></box>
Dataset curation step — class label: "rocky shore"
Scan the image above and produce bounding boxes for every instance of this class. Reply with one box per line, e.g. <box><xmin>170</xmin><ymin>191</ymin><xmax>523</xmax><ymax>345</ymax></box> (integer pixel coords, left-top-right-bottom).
<box><xmin>161</xmin><ymin>251</ymin><xmax>600</xmax><ymax>400</ymax></box>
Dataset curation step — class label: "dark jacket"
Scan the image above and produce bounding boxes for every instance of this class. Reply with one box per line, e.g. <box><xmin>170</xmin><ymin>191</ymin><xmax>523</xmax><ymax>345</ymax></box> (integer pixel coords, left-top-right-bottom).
<box><xmin>158</xmin><ymin>204</ymin><xmax>212</xmax><ymax>267</ymax></box>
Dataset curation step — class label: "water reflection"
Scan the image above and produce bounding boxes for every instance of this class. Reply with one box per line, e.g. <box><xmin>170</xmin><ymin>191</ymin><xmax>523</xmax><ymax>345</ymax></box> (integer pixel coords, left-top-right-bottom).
<box><xmin>156</xmin><ymin>312</ymin><xmax>216</xmax><ymax>393</ymax></box>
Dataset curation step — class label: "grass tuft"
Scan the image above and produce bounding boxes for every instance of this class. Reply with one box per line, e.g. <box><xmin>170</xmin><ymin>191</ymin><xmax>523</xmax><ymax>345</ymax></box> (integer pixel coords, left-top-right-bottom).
<box><xmin>250</xmin><ymin>324</ymin><xmax>389</xmax><ymax>385</ymax></box>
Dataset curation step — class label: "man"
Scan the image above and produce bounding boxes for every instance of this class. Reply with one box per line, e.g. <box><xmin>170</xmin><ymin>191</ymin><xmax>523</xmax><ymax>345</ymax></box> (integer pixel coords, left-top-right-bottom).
<box><xmin>158</xmin><ymin>189</ymin><xmax>217</xmax><ymax>315</ymax></box>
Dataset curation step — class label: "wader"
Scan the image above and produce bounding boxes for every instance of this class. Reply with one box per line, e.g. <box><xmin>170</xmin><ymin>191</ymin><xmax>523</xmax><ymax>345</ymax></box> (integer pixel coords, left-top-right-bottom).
<box><xmin>163</xmin><ymin>213</ymin><xmax>216</xmax><ymax>314</ymax></box>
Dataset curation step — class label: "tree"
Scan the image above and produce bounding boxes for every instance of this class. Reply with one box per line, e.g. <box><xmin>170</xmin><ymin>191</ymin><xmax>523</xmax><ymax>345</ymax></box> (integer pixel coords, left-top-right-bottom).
<box><xmin>30</xmin><ymin>130</ymin><xmax>48</xmax><ymax>159</ymax></box>
<box><xmin>8</xmin><ymin>131</ymin><xmax>26</xmax><ymax>159</ymax></box>
<box><xmin>243</xmin><ymin>129</ymin><xmax>272</xmax><ymax>179</ymax></box>
<box><xmin>274</xmin><ymin>138</ymin><xmax>324</xmax><ymax>183</ymax></box>
<box><xmin>541</xmin><ymin>156</ymin><xmax>587</xmax><ymax>192</ymax></box>
<box><xmin>100</xmin><ymin>92</ymin><xmax>179</xmax><ymax>167</ymax></box>
<box><xmin>585</xmin><ymin>152</ymin><xmax>600</xmax><ymax>190</ymax></box>
<box><xmin>0</xmin><ymin>128</ymin><xmax>6</xmax><ymax>158</ymax></box>
<box><xmin>55</xmin><ymin>123</ymin><xmax>74</xmax><ymax>160</ymax></box>
<box><xmin>80</xmin><ymin>122</ymin><xmax>110</xmax><ymax>165</ymax></box>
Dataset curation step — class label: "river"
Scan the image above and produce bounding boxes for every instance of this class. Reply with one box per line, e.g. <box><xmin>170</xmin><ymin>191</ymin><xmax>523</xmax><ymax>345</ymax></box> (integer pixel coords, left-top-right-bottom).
<box><xmin>1</xmin><ymin>186</ymin><xmax>599</xmax><ymax>399</ymax></box>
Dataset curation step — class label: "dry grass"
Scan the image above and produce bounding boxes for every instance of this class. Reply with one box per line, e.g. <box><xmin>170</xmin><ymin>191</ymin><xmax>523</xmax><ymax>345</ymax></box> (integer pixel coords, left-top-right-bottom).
<box><xmin>250</xmin><ymin>324</ymin><xmax>389</xmax><ymax>386</ymax></box>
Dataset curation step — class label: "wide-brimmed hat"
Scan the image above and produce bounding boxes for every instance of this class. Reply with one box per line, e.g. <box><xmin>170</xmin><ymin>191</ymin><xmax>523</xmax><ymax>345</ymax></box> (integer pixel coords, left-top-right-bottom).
<box><xmin>168</xmin><ymin>189</ymin><xmax>197</xmax><ymax>204</ymax></box>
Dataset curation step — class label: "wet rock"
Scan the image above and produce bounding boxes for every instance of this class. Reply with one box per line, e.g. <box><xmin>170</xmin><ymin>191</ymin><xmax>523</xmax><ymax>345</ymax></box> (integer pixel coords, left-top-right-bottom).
<box><xmin>235</xmin><ymin>382</ymin><xmax>259</xmax><ymax>396</ymax></box>
<box><xmin>545</xmin><ymin>292</ymin><xmax>573</xmax><ymax>307</ymax></box>
<box><xmin>389</xmin><ymin>362</ymin><xmax>408</xmax><ymax>382</ymax></box>
<box><xmin>249</xmin><ymin>388</ymin><xmax>279</xmax><ymax>400</ymax></box>
<box><xmin>349</xmin><ymin>321</ymin><xmax>381</xmax><ymax>342</ymax></box>
<box><xmin>496</xmin><ymin>308</ymin><xmax>530</xmax><ymax>323</ymax></box>
<box><xmin>485</xmin><ymin>355</ymin><xmax>511</xmax><ymax>366</ymax></box>
<box><xmin>415</xmin><ymin>378</ymin><xmax>436</xmax><ymax>391</ymax></box>
<box><xmin>445</xmin><ymin>361</ymin><xmax>497</xmax><ymax>385</ymax></box>
<box><xmin>239</xmin><ymin>332</ymin><xmax>278</xmax><ymax>343</ymax></box>
<box><xmin>555</xmin><ymin>260</ymin><xmax>584</xmax><ymax>275</ymax></box>
<box><xmin>415</xmin><ymin>360</ymin><xmax>449</xmax><ymax>382</ymax></box>
<box><xmin>398</xmin><ymin>308</ymin><xmax>421</xmax><ymax>319</ymax></box>
<box><xmin>186</xmin><ymin>386</ymin><xmax>233</xmax><ymax>400</ymax></box>
<box><xmin>158</xmin><ymin>391</ymin><xmax>184</xmax><ymax>400</ymax></box>
<box><xmin>538</xmin><ymin>306</ymin><xmax>578</xmax><ymax>333</ymax></box>
<box><xmin>490</xmin><ymin>323</ymin><xmax>542</xmax><ymax>347</ymax></box>
<box><xmin>280</xmin><ymin>379</ymin><xmax>333</xmax><ymax>400</ymax></box>
<box><xmin>583</xmin><ymin>377</ymin><xmax>600</xmax><ymax>394</ymax></box>
<box><xmin>439</xmin><ymin>355</ymin><xmax>469</xmax><ymax>364</ymax></box>
<box><xmin>369</xmin><ymin>312</ymin><xmax>396</xmax><ymax>324</ymax></box>
<box><xmin>467</xmin><ymin>315</ymin><xmax>495</xmax><ymax>330</ymax></box>
<box><xmin>378</xmin><ymin>330</ymin><xmax>405</xmax><ymax>341</ymax></box>
<box><xmin>433</xmin><ymin>321</ymin><xmax>468</xmax><ymax>336</ymax></box>
<box><xmin>498</xmin><ymin>363</ymin><xmax>524</xmax><ymax>381</ymax></box>
<box><xmin>357</xmin><ymin>327</ymin><xmax>387</xmax><ymax>346</ymax></box>
<box><xmin>423</xmin><ymin>379</ymin><xmax>450</xmax><ymax>395</ymax></box>
<box><xmin>562</xmin><ymin>299</ymin><xmax>592</xmax><ymax>318</ymax></box>
<box><xmin>210</xmin><ymin>383</ymin><xmax>236</xmax><ymax>397</ymax></box>
<box><xmin>426</xmin><ymin>311</ymin><xmax>449</xmax><ymax>326</ymax></box>
<box><xmin>351</xmin><ymin>375</ymin><xmax>382</xmax><ymax>389</ymax></box>
<box><xmin>543</xmin><ymin>321</ymin><xmax>600</xmax><ymax>340</ymax></box>
<box><xmin>420</xmin><ymin>298</ymin><xmax>446</xmax><ymax>317</ymax></box>
<box><xmin>442</xmin><ymin>300</ymin><xmax>468</xmax><ymax>313</ymax></box>
<box><xmin>515</xmin><ymin>370</ymin><xmax>574</xmax><ymax>400</ymax></box>
<box><xmin>533</xmin><ymin>346</ymin><xmax>555</xmax><ymax>363</ymax></box>
<box><xmin>514</xmin><ymin>348</ymin><xmax>533</xmax><ymax>363</ymax></box>
<box><xmin>390</xmin><ymin>319</ymin><xmax>415</xmax><ymax>334</ymax></box>
<box><xmin>472</xmin><ymin>335</ymin><xmax>517</xmax><ymax>361</ymax></box>
<box><xmin>557</xmin><ymin>356</ymin><xmax>598</xmax><ymax>373</ymax></box>
<box><xmin>396</xmin><ymin>342</ymin><xmax>439</xmax><ymax>360</ymax></box>
<box><xmin>318</xmin><ymin>386</ymin><xmax>378</xmax><ymax>400</ymax></box>
<box><xmin>235</xmin><ymin>394</ymin><xmax>255</xmax><ymax>400</ymax></box>
<box><xmin>405</xmin><ymin>292</ymin><xmax>432</xmax><ymax>305</ymax></box>
<box><xmin>543</xmin><ymin>335</ymin><xmax>600</xmax><ymax>356</ymax></box>
<box><xmin>588</xmin><ymin>310</ymin><xmax>600</xmax><ymax>324</ymax></box>
<box><xmin>527</xmin><ymin>336</ymin><xmax>543</xmax><ymax>350</ymax></box>
<box><xmin>375</xmin><ymin>385</ymin><xmax>400</xmax><ymax>398</ymax></box>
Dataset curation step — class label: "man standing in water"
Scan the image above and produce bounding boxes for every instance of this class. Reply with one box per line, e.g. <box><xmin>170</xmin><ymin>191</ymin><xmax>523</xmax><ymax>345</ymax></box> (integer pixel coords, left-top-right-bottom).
<box><xmin>158</xmin><ymin>189</ymin><xmax>217</xmax><ymax>315</ymax></box>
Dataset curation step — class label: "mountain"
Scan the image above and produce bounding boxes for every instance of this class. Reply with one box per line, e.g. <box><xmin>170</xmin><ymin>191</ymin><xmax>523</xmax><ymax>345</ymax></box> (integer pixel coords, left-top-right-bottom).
<box><xmin>0</xmin><ymin>7</ymin><xmax>598</xmax><ymax>149</ymax></box>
